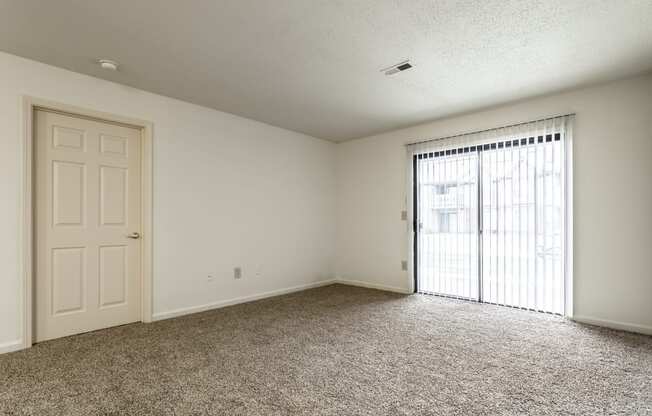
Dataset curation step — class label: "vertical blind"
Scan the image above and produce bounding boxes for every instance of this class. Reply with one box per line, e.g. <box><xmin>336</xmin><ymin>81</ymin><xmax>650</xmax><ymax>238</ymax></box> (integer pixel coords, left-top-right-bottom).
<box><xmin>408</xmin><ymin>115</ymin><xmax>573</xmax><ymax>315</ymax></box>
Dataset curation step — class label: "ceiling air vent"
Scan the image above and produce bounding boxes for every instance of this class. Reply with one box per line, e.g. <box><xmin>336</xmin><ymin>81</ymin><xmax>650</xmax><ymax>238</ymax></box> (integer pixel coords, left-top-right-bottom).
<box><xmin>382</xmin><ymin>60</ymin><xmax>413</xmax><ymax>76</ymax></box>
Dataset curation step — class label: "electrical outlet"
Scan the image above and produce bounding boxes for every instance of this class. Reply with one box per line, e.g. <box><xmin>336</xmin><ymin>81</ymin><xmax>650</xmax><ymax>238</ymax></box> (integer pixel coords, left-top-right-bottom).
<box><xmin>401</xmin><ymin>210</ymin><xmax>408</xmax><ymax>221</ymax></box>
<box><xmin>207</xmin><ymin>275</ymin><xmax>214</xmax><ymax>282</ymax></box>
<box><xmin>234</xmin><ymin>267</ymin><xmax>242</xmax><ymax>279</ymax></box>
<box><xmin>401</xmin><ymin>260</ymin><xmax>408</xmax><ymax>271</ymax></box>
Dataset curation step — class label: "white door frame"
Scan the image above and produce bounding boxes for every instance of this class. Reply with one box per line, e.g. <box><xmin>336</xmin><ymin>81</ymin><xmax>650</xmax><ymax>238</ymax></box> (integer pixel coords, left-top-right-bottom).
<box><xmin>20</xmin><ymin>96</ymin><xmax>154</xmax><ymax>349</ymax></box>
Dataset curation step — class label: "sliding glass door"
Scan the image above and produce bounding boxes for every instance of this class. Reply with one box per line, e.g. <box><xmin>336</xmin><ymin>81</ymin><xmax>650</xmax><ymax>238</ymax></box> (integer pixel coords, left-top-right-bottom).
<box><xmin>480</xmin><ymin>137</ymin><xmax>564</xmax><ymax>314</ymax></box>
<box><xmin>413</xmin><ymin>117</ymin><xmax>569</xmax><ymax>315</ymax></box>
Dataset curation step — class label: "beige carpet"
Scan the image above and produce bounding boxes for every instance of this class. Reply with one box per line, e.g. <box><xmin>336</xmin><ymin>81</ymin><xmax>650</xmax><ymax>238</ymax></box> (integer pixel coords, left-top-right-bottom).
<box><xmin>1</xmin><ymin>284</ymin><xmax>651</xmax><ymax>415</ymax></box>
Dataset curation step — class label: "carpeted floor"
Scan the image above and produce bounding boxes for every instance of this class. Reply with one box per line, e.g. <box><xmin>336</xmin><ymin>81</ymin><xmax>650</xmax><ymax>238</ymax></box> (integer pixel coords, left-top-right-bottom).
<box><xmin>1</xmin><ymin>284</ymin><xmax>651</xmax><ymax>415</ymax></box>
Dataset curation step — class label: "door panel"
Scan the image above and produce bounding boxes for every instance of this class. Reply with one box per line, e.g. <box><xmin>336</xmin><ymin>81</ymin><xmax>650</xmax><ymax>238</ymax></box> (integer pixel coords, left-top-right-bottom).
<box><xmin>417</xmin><ymin>152</ymin><xmax>479</xmax><ymax>300</ymax></box>
<box><xmin>99</xmin><ymin>245</ymin><xmax>128</xmax><ymax>308</ymax></box>
<box><xmin>52</xmin><ymin>161</ymin><xmax>86</xmax><ymax>226</ymax></box>
<box><xmin>52</xmin><ymin>125</ymin><xmax>85</xmax><ymax>151</ymax></box>
<box><xmin>99</xmin><ymin>134</ymin><xmax>128</xmax><ymax>157</ymax></box>
<box><xmin>35</xmin><ymin>110</ymin><xmax>142</xmax><ymax>342</ymax></box>
<box><xmin>51</xmin><ymin>247</ymin><xmax>85</xmax><ymax>315</ymax></box>
<box><xmin>99</xmin><ymin>166</ymin><xmax>128</xmax><ymax>225</ymax></box>
<box><xmin>480</xmin><ymin>139</ymin><xmax>564</xmax><ymax>314</ymax></box>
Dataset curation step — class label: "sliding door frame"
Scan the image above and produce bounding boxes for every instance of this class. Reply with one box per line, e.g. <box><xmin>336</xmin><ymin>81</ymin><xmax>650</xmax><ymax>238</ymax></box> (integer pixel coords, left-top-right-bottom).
<box><xmin>407</xmin><ymin>116</ymin><xmax>573</xmax><ymax>317</ymax></box>
<box><xmin>412</xmin><ymin>155</ymin><xmax>418</xmax><ymax>294</ymax></box>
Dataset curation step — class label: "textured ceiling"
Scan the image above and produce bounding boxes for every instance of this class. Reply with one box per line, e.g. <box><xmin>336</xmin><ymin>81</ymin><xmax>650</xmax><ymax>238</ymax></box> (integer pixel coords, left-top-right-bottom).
<box><xmin>1</xmin><ymin>0</ymin><xmax>652</xmax><ymax>141</ymax></box>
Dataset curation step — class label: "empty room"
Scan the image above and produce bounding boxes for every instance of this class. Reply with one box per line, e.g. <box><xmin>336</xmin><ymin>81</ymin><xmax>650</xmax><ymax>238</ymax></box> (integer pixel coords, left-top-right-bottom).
<box><xmin>1</xmin><ymin>1</ymin><xmax>651</xmax><ymax>415</ymax></box>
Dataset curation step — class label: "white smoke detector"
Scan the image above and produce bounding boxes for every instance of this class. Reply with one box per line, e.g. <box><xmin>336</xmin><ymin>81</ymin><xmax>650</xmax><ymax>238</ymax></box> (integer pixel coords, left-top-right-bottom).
<box><xmin>98</xmin><ymin>59</ymin><xmax>119</xmax><ymax>71</ymax></box>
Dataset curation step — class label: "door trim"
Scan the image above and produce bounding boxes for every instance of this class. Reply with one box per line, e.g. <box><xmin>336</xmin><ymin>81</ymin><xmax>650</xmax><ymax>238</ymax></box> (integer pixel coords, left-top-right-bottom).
<box><xmin>20</xmin><ymin>96</ymin><xmax>154</xmax><ymax>349</ymax></box>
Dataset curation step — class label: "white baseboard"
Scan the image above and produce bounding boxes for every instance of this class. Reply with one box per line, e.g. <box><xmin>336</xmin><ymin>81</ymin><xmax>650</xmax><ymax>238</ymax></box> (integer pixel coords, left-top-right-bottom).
<box><xmin>0</xmin><ymin>340</ymin><xmax>24</xmax><ymax>355</ymax></box>
<box><xmin>152</xmin><ymin>279</ymin><xmax>338</xmax><ymax>321</ymax></box>
<box><xmin>4</xmin><ymin>277</ymin><xmax>396</xmax><ymax>354</ymax></box>
<box><xmin>572</xmin><ymin>315</ymin><xmax>652</xmax><ymax>336</ymax></box>
<box><xmin>334</xmin><ymin>278</ymin><xmax>412</xmax><ymax>294</ymax></box>
<box><xmin>152</xmin><ymin>278</ymin><xmax>412</xmax><ymax>322</ymax></box>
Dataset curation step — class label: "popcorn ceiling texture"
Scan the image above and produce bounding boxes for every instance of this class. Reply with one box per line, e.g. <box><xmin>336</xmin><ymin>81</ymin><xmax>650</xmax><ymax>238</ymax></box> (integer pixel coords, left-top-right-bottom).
<box><xmin>1</xmin><ymin>1</ymin><xmax>652</xmax><ymax>140</ymax></box>
<box><xmin>1</xmin><ymin>284</ymin><xmax>651</xmax><ymax>415</ymax></box>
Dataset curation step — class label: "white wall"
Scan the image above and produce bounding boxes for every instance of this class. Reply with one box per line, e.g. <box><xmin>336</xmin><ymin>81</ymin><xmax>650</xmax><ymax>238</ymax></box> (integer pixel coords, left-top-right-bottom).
<box><xmin>336</xmin><ymin>73</ymin><xmax>652</xmax><ymax>334</ymax></box>
<box><xmin>0</xmin><ymin>52</ymin><xmax>336</xmax><ymax>350</ymax></box>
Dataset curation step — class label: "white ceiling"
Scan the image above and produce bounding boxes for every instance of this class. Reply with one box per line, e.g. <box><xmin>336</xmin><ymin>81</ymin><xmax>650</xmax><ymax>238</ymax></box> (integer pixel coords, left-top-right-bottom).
<box><xmin>1</xmin><ymin>1</ymin><xmax>652</xmax><ymax>142</ymax></box>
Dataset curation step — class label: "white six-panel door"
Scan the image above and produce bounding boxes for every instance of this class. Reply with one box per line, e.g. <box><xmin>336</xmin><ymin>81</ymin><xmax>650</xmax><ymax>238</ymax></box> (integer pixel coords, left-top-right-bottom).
<box><xmin>35</xmin><ymin>109</ymin><xmax>142</xmax><ymax>342</ymax></box>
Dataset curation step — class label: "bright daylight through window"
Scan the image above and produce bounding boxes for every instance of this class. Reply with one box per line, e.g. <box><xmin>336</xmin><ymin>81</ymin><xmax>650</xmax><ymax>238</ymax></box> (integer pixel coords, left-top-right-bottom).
<box><xmin>410</xmin><ymin>115</ymin><xmax>573</xmax><ymax>315</ymax></box>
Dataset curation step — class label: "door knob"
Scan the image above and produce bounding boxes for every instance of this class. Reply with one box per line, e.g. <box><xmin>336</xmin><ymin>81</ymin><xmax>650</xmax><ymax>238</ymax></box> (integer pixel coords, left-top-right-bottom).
<box><xmin>127</xmin><ymin>232</ymin><xmax>141</xmax><ymax>239</ymax></box>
